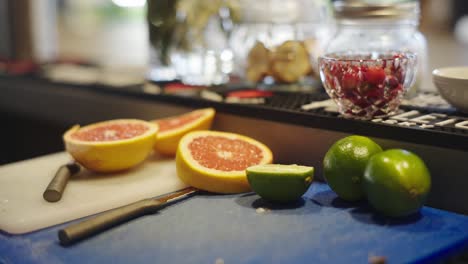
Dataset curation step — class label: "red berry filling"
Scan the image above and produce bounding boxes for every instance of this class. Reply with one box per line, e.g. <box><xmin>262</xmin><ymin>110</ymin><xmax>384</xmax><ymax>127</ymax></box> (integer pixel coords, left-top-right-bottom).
<box><xmin>319</xmin><ymin>52</ymin><xmax>414</xmax><ymax>118</ymax></box>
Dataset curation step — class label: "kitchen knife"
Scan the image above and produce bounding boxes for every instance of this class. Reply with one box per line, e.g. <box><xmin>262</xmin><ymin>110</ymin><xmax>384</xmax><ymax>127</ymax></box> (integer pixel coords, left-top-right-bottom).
<box><xmin>58</xmin><ymin>186</ymin><xmax>199</xmax><ymax>245</ymax></box>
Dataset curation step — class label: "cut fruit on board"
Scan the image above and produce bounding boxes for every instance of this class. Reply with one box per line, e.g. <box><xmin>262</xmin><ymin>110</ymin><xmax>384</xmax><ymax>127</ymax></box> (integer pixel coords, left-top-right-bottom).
<box><xmin>176</xmin><ymin>130</ymin><xmax>273</xmax><ymax>193</ymax></box>
<box><xmin>151</xmin><ymin>108</ymin><xmax>215</xmax><ymax>156</ymax></box>
<box><xmin>63</xmin><ymin>119</ymin><xmax>158</xmax><ymax>173</ymax></box>
<box><xmin>246</xmin><ymin>164</ymin><xmax>314</xmax><ymax>203</ymax></box>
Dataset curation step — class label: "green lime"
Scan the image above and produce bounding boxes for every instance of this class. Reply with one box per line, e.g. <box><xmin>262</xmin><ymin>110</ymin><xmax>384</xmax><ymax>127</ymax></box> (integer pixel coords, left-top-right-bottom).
<box><xmin>246</xmin><ymin>164</ymin><xmax>314</xmax><ymax>203</ymax></box>
<box><xmin>323</xmin><ymin>135</ymin><xmax>383</xmax><ymax>201</ymax></box>
<box><xmin>363</xmin><ymin>149</ymin><xmax>431</xmax><ymax>218</ymax></box>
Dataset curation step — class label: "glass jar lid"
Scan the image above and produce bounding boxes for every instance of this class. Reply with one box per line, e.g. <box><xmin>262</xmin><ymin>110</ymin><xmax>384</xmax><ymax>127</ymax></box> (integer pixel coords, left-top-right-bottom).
<box><xmin>238</xmin><ymin>0</ymin><xmax>331</xmax><ymax>24</ymax></box>
<box><xmin>333</xmin><ymin>0</ymin><xmax>420</xmax><ymax>21</ymax></box>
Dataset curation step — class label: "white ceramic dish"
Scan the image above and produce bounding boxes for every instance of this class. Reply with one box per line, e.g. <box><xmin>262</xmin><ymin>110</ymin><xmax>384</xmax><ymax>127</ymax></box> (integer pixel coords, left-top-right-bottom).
<box><xmin>432</xmin><ymin>66</ymin><xmax>468</xmax><ymax>113</ymax></box>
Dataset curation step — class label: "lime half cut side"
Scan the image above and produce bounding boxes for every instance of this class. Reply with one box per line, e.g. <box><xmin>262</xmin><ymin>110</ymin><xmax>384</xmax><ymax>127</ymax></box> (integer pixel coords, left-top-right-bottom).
<box><xmin>246</xmin><ymin>164</ymin><xmax>314</xmax><ymax>203</ymax></box>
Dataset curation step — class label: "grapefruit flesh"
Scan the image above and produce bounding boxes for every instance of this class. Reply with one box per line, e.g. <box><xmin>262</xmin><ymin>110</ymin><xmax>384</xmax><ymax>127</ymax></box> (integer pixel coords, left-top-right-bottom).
<box><xmin>176</xmin><ymin>130</ymin><xmax>273</xmax><ymax>193</ymax></box>
<box><xmin>188</xmin><ymin>136</ymin><xmax>264</xmax><ymax>171</ymax></box>
<box><xmin>157</xmin><ymin>112</ymin><xmax>204</xmax><ymax>132</ymax></box>
<box><xmin>71</xmin><ymin>123</ymin><xmax>149</xmax><ymax>141</ymax></box>
<box><xmin>64</xmin><ymin>119</ymin><xmax>158</xmax><ymax>173</ymax></box>
<box><xmin>152</xmin><ymin>108</ymin><xmax>215</xmax><ymax>156</ymax></box>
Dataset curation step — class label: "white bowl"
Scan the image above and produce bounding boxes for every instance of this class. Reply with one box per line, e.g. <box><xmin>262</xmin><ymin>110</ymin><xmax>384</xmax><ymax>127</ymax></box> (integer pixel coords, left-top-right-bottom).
<box><xmin>432</xmin><ymin>66</ymin><xmax>468</xmax><ymax>113</ymax></box>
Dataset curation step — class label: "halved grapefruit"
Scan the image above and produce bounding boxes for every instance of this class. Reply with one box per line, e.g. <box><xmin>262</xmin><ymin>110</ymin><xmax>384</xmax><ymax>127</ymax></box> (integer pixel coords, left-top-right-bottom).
<box><xmin>151</xmin><ymin>108</ymin><xmax>215</xmax><ymax>156</ymax></box>
<box><xmin>63</xmin><ymin>119</ymin><xmax>158</xmax><ymax>173</ymax></box>
<box><xmin>176</xmin><ymin>130</ymin><xmax>273</xmax><ymax>193</ymax></box>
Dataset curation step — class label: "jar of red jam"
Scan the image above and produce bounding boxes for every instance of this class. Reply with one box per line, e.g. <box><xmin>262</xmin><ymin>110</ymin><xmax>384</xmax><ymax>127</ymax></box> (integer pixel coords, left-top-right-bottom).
<box><xmin>319</xmin><ymin>0</ymin><xmax>423</xmax><ymax>119</ymax></box>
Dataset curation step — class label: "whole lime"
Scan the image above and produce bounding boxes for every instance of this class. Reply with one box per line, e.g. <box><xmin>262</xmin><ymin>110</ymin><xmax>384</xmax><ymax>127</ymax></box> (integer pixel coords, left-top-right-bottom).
<box><xmin>363</xmin><ymin>149</ymin><xmax>431</xmax><ymax>218</ymax></box>
<box><xmin>246</xmin><ymin>164</ymin><xmax>314</xmax><ymax>203</ymax></box>
<box><xmin>323</xmin><ymin>135</ymin><xmax>383</xmax><ymax>201</ymax></box>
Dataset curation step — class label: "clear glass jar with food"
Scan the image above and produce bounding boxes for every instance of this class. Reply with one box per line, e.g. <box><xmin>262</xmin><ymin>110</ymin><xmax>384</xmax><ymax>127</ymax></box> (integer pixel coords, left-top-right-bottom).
<box><xmin>228</xmin><ymin>0</ymin><xmax>332</xmax><ymax>88</ymax></box>
<box><xmin>324</xmin><ymin>0</ymin><xmax>427</xmax><ymax>94</ymax></box>
<box><xmin>318</xmin><ymin>0</ymin><xmax>422</xmax><ymax>119</ymax></box>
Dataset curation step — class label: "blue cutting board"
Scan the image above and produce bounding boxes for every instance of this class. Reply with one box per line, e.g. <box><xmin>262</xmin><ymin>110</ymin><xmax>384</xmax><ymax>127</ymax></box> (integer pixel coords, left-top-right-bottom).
<box><xmin>1</xmin><ymin>182</ymin><xmax>468</xmax><ymax>264</ymax></box>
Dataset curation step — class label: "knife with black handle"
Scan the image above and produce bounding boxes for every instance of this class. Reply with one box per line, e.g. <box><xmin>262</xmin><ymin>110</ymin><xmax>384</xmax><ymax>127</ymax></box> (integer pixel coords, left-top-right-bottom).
<box><xmin>58</xmin><ymin>187</ymin><xmax>198</xmax><ymax>245</ymax></box>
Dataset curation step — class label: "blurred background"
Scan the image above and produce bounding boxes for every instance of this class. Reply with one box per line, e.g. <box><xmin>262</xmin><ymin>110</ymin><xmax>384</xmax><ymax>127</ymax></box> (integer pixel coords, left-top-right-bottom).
<box><xmin>1</xmin><ymin>0</ymin><xmax>148</xmax><ymax>66</ymax></box>
<box><xmin>1</xmin><ymin>0</ymin><xmax>468</xmax><ymax>73</ymax></box>
<box><xmin>1</xmin><ymin>0</ymin><xmax>468</xmax><ymax>164</ymax></box>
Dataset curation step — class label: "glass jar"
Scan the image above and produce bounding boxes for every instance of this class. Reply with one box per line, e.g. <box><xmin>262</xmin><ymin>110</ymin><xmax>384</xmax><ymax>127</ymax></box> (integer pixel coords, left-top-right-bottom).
<box><xmin>147</xmin><ymin>0</ymin><xmax>237</xmax><ymax>85</ymax></box>
<box><xmin>318</xmin><ymin>1</ymin><xmax>424</xmax><ymax>119</ymax></box>
<box><xmin>228</xmin><ymin>0</ymin><xmax>332</xmax><ymax>89</ymax></box>
<box><xmin>324</xmin><ymin>0</ymin><xmax>427</xmax><ymax>96</ymax></box>
<box><xmin>320</xmin><ymin>52</ymin><xmax>417</xmax><ymax>119</ymax></box>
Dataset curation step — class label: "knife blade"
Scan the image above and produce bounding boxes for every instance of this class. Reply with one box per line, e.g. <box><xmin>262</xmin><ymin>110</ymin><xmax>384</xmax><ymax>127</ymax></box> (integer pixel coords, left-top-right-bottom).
<box><xmin>58</xmin><ymin>187</ymin><xmax>199</xmax><ymax>245</ymax></box>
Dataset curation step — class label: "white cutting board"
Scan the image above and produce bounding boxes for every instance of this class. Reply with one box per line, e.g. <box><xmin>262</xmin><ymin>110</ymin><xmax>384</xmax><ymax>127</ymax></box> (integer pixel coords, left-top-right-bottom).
<box><xmin>0</xmin><ymin>152</ymin><xmax>187</xmax><ymax>235</ymax></box>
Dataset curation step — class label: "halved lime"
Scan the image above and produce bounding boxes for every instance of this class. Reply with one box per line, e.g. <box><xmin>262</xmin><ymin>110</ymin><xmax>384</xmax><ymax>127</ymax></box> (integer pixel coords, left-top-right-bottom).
<box><xmin>246</xmin><ymin>164</ymin><xmax>314</xmax><ymax>203</ymax></box>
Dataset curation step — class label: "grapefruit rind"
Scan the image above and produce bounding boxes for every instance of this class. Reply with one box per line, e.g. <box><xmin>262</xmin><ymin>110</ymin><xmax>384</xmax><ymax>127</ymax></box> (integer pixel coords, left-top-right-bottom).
<box><xmin>176</xmin><ymin>130</ymin><xmax>273</xmax><ymax>193</ymax></box>
<box><xmin>152</xmin><ymin>108</ymin><xmax>215</xmax><ymax>156</ymax></box>
<box><xmin>63</xmin><ymin>119</ymin><xmax>159</xmax><ymax>173</ymax></box>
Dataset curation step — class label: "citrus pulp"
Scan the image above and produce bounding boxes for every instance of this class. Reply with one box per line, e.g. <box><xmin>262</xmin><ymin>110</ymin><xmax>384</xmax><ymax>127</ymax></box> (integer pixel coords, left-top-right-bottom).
<box><xmin>63</xmin><ymin>119</ymin><xmax>158</xmax><ymax>172</ymax></box>
<box><xmin>323</xmin><ymin>135</ymin><xmax>383</xmax><ymax>201</ymax></box>
<box><xmin>363</xmin><ymin>149</ymin><xmax>431</xmax><ymax>217</ymax></box>
<box><xmin>176</xmin><ymin>130</ymin><xmax>273</xmax><ymax>193</ymax></box>
<box><xmin>151</xmin><ymin>108</ymin><xmax>215</xmax><ymax>156</ymax></box>
<box><xmin>246</xmin><ymin>164</ymin><xmax>314</xmax><ymax>203</ymax></box>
